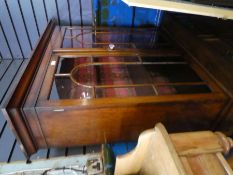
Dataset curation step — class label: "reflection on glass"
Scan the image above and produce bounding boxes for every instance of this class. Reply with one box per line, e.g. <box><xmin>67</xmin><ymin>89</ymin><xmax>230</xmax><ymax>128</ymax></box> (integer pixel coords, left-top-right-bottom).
<box><xmin>50</xmin><ymin>77</ymin><xmax>94</xmax><ymax>100</ymax></box>
<box><xmin>62</xmin><ymin>28</ymin><xmax>168</xmax><ymax>49</ymax></box>
<box><xmin>50</xmin><ymin>56</ymin><xmax>211</xmax><ymax>100</ymax></box>
<box><xmin>96</xmin><ymin>86</ymin><xmax>156</xmax><ymax>98</ymax></box>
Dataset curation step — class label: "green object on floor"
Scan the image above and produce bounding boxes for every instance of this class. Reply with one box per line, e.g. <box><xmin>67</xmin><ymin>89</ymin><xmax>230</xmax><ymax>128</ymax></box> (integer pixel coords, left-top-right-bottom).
<box><xmin>102</xmin><ymin>144</ymin><xmax>115</xmax><ymax>175</ymax></box>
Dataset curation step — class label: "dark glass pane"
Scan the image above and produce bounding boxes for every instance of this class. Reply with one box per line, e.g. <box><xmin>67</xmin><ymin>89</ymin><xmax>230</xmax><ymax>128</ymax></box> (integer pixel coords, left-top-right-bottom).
<box><xmin>50</xmin><ymin>77</ymin><xmax>94</xmax><ymax>100</ymax></box>
<box><xmin>145</xmin><ymin>64</ymin><xmax>203</xmax><ymax>83</ymax></box>
<box><xmin>96</xmin><ymin>86</ymin><xmax>156</xmax><ymax>98</ymax></box>
<box><xmin>50</xmin><ymin>56</ymin><xmax>210</xmax><ymax>100</ymax></box>
<box><xmin>141</xmin><ymin>56</ymin><xmax>184</xmax><ymax>62</ymax></box>
<box><xmin>57</xmin><ymin>56</ymin><xmax>140</xmax><ymax>75</ymax></box>
<box><xmin>57</xmin><ymin>57</ymin><xmax>92</xmax><ymax>74</ymax></box>
<box><xmin>158</xmin><ymin>85</ymin><xmax>211</xmax><ymax>95</ymax></box>
<box><xmin>71</xmin><ymin>64</ymin><xmax>151</xmax><ymax>86</ymax></box>
<box><xmin>93</xmin><ymin>56</ymin><xmax>139</xmax><ymax>62</ymax></box>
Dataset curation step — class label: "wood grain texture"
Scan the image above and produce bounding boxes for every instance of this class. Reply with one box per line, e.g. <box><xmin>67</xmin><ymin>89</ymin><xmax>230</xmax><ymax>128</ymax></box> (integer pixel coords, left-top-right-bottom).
<box><xmin>170</xmin><ymin>131</ymin><xmax>224</xmax><ymax>156</ymax></box>
<box><xmin>36</xmin><ymin>99</ymin><xmax>225</xmax><ymax>147</ymax></box>
<box><xmin>3</xmin><ymin>23</ymin><xmax>228</xmax><ymax>156</ymax></box>
<box><xmin>115</xmin><ymin>123</ymin><xmax>186</xmax><ymax>175</ymax></box>
<box><xmin>115</xmin><ymin>124</ymin><xmax>233</xmax><ymax>175</ymax></box>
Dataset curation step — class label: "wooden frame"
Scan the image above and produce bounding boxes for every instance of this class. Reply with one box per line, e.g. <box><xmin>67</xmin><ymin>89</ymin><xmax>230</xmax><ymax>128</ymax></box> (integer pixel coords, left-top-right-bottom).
<box><xmin>2</xmin><ymin>20</ymin><xmax>229</xmax><ymax>156</ymax></box>
<box><xmin>122</xmin><ymin>0</ymin><xmax>233</xmax><ymax>20</ymax></box>
<box><xmin>115</xmin><ymin>123</ymin><xmax>233</xmax><ymax>175</ymax></box>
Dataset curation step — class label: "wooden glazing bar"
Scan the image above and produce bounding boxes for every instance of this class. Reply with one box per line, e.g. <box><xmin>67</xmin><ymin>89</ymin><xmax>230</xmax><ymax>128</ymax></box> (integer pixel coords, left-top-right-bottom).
<box><xmin>53</xmin><ymin>48</ymin><xmax>182</xmax><ymax>56</ymax></box>
<box><xmin>67</xmin><ymin>61</ymin><xmax>187</xmax><ymax>67</ymax></box>
<box><xmin>64</xmin><ymin>83</ymin><xmax>209</xmax><ymax>91</ymax></box>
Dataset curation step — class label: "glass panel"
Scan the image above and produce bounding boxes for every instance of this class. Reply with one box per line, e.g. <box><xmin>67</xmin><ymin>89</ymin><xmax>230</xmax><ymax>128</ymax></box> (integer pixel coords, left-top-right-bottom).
<box><xmin>71</xmin><ymin>64</ymin><xmax>151</xmax><ymax>86</ymax></box>
<box><xmin>50</xmin><ymin>77</ymin><xmax>94</xmax><ymax>100</ymax></box>
<box><xmin>157</xmin><ymin>85</ymin><xmax>211</xmax><ymax>95</ymax></box>
<box><xmin>96</xmin><ymin>86</ymin><xmax>156</xmax><ymax>98</ymax></box>
<box><xmin>145</xmin><ymin>64</ymin><xmax>203</xmax><ymax>84</ymax></box>
<box><xmin>56</xmin><ymin>56</ymin><xmax>139</xmax><ymax>75</ymax></box>
<box><xmin>62</xmin><ymin>28</ymin><xmax>169</xmax><ymax>49</ymax></box>
<box><xmin>94</xmin><ymin>56</ymin><xmax>140</xmax><ymax>62</ymax></box>
<box><xmin>50</xmin><ymin>56</ymin><xmax>211</xmax><ymax>100</ymax></box>
<box><xmin>56</xmin><ymin>57</ymin><xmax>93</xmax><ymax>74</ymax></box>
<box><xmin>141</xmin><ymin>56</ymin><xmax>184</xmax><ymax>62</ymax></box>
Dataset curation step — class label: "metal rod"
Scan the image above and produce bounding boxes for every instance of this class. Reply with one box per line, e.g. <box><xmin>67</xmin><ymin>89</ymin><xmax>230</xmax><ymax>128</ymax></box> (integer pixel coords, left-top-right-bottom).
<box><xmin>55</xmin><ymin>0</ymin><xmax>61</xmax><ymax>26</ymax></box>
<box><xmin>0</xmin><ymin>49</ymin><xmax>3</xmax><ymax>60</ymax></box>
<box><xmin>67</xmin><ymin>0</ymin><xmax>72</xmax><ymax>26</ymax></box>
<box><xmin>5</xmin><ymin>0</ymin><xmax>25</xmax><ymax>58</ymax></box>
<box><xmin>30</xmin><ymin>0</ymin><xmax>40</xmax><ymax>36</ymax></box>
<box><xmin>43</xmin><ymin>0</ymin><xmax>48</xmax><ymax>22</ymax></box>
<box><xmin>17</xmin><ymin>0</ymin><xmax>33</xmax><ymax>50</ymax></box>
<box><xmin>0</xmin><ymin>22</ymin><xmax>13</xmax><ymax>58</ymax></box>
<box><xmin>93</xmin><ymin>86</ymin><xmax>96</xmax><ymax>98</ymax></box>
<box><xmin>7</xmin><ymin>139</ymin><xmax>17</xmax><ymax>163</ymax></box>
<box><xmin>79</xmin><ymin>0</ymin><xmax>83</xmax><ymax>26</ymax></box>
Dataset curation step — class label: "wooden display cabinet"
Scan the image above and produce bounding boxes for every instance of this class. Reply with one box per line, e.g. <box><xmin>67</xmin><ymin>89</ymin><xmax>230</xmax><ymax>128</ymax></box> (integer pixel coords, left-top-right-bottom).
<box><xmin>2</xmin><ymin>20</ymin><xmax>228</xmax><ymax>156</ymax></box>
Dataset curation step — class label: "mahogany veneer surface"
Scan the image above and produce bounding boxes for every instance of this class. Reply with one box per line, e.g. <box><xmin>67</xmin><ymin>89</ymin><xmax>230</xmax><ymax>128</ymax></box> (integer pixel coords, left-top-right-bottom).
<box><xmin>2</xmin><ymin>20</ymin><xmax>229</xmax><ymax>156</ymax></box>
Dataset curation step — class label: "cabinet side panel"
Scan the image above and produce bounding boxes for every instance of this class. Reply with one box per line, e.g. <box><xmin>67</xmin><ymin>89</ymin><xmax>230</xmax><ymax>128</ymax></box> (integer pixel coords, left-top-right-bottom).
<box><xmin>2</xmin><ymin>108</ymin><xmax>36</xmax><ymax>156</ymax></box>
<box><xmin>23</xmin><ymin>108</ymin><xmax>47</xmax><ymax>148</ymax></box>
